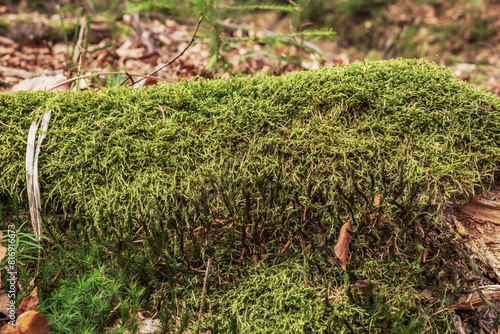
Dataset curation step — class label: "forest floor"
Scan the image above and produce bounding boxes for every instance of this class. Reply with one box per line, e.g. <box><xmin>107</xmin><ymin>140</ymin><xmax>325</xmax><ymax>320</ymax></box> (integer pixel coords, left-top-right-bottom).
<box><xmin>0</xmin><ymin>2</ymin><xmax>499</xmax><ymax>95</ymax></box>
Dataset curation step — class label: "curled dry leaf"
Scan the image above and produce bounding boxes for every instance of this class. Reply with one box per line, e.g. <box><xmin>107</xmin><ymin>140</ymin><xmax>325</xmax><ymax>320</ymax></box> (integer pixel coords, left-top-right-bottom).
<box><xmin>143</xmin><ymin>76</ymin><xmax>160</xmax><ymax>87</ymax></box>
<box><xmin>423</xmin><ymin>247</ymin><xmax>430</xmax><ymax>263</ymax></box>
<box><xmin>18</xmin><ymin>287</ymin><xmax>39</xmax><ymax>314</ymax></box>
<box><xmin>0</xmin><ymin>291</ymin><xmax>10</xmax><ymax>316</ymax></box>
<box><xmin>334</xmin><ymin>221</ymin><xmax>351</xmax><ymax>270</ymax></box>
<box><xmin>1</xmin><ymin>311</ymin><xmax>50</xmax><ymax>334</ymax></box>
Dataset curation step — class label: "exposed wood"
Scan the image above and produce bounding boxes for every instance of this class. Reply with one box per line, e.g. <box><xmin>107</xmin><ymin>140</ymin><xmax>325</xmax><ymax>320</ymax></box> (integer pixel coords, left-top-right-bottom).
<box><xmin>452</xmin><ymin>184</ymin><xmax>500</xmax><ymax>279</ymax></box>
<box><xmin>452</xmin><ymin>285</ymin><xmax>500</xmax><ymax>310</ymax></box>
<box><xmin>453</xmin><ymin>315</ymin><xmax>466</xmax><ymax>334</ymax></box>
<box><xmin>460</xmin><ymin>197</ymin><xmax>500</xmax><ymax>225</ymax></box>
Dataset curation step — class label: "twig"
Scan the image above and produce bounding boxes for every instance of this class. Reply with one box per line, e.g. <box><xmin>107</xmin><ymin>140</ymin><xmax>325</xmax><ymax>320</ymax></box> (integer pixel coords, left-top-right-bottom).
<box><xmin>453</xmin><ymin>314</ymin><xmax>466</xmax><ymax>334</ymax></box>
<box><xmin>232</xmin><ymin>129</ymin><xmax>249</xmax><ymax>143</ymax></box>
<box><xmin>195</xmin><ymin>258</ymin><xmax>212</xmax><ymax>334</ymax></box>
<box><xmin>46</xmin><ymin>72</ymin><xmax>174</xmax><ymax>91</ymax></box>
<box><xmin>266</xmin><ymin>261</ymin><xmax>289</xmax><ymax>271</ymax></box>
<box><xmin>118</xmin><ymin>16</ymin><xmax>203</xmax><ymax>87</ymax></box>
<box><xmin>125</xmin><ymin>72</ymin><xmax>135</xmax><ymax>85</ymax></box>
<box><xmin>48</xmin><ymin>314</ymin><xmax>65</xmax><ymax>326</ymax></box>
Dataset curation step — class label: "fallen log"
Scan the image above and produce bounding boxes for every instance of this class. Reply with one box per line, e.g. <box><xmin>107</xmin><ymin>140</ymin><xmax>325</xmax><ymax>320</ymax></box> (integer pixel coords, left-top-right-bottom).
<box><xmin>1</xmin><ymin>59</ymin><xmax>500</xmax><ymax>332</ymax></box>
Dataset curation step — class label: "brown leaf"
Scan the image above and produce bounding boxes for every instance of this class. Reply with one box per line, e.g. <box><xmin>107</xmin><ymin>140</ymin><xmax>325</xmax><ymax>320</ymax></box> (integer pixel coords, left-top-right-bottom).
<box><xmin>280</xmin><ymin>240</ymin><xmax>291</xmax><ymax>254</ymax></box>
<box><xmin>143</xmin><ymin>76</ymin><xmax>160</xmax><ymax>87</ymax></box>
<box><xmin>423</xmin><ymin>247</ymin><xmax>430</xmax><ymax>263</ymax></box>
<box><xmin>0</xmin><ymin>324</ymin><xmax>22</xmax><ymax>333</ymax></box>
<box><xmin>18</xmin><ymin>287</ymin><xmax>39</xmax><ymax>314</ymax></box>
<box><xmin>16</xmin><ymin>310</ymin><xmax>50</xmax><ymax>334</ymax></box>
<box><xmin>334</xmin><ymin>221</ymin><xmax>351</xmax><ymax>270</ymax></box>
<box><xmin>0</xmin><ymin>290</ymin><xmax>11</xmax><ymax>316</ymax></box>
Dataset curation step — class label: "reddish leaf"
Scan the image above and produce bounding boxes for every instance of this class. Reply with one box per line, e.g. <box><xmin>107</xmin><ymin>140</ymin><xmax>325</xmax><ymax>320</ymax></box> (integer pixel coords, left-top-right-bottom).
<box><xmin>0</xmin><ymin>311</ymin><xmax>50</xmax><ymax>334</ymax></box>
<box><xmin>334</xmin><ymin>222</ymin><xmax>351</xmax><ymax>270</ymax></box>
<box><xmin>144</xmin><ymin>76</ymin><xmax>160</xmax><ymax>87</ymax></box>
<box><xmin>280</xmin><ymin>240</ymin><xmax>291</xmax><ymax>254</ymax></box>
<box><xmin>0</xmin><ymin>291</ymin><xmax>11</xmax><ymax>317</ymax></box>
<box><xmin>18</xmin><ymin>287</ymin><xmax>39</xmax><ymax>314</ymax></box>
<box><xmin>17</xmin><ymin>310</ymin><xmax>50</xmax><ymax>334</ymax></box>
<box><xmin>423</xmin><ymin>247</ymin><xmax>430</xmax><ymax>263</ymax></box>
<box><xmin>0</xmin><ymin>324</ymin><xmax>22</xmax><ymax>333</ymax></box>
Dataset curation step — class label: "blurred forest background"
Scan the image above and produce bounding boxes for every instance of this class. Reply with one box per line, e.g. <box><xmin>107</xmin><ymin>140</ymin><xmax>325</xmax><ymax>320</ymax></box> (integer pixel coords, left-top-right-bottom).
<box><xmin>0</xmin><ymin>0</ymin><xmax>499</xmax><ymax>93</ymax></box>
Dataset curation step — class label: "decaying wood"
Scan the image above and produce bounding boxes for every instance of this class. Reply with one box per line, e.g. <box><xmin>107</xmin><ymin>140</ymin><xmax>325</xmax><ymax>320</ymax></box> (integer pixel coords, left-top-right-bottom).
<box><xmin>460</xmin><ymin>195</ymin><xmax>500</xmax><ymax>225</ymax></box>
<box><xmin>453</xmin><ymin>314</ymin><xmax>466</xmax><ymax>334</ymax></box>
<box><xmin>452</xmin><ymin>285</ymin><xmax>500</xmax><ymax>310</ymax></box>
<box><xmin>451</xmin><ymin>184</ymin><xmax>500</xmax><ymax>279</ymax></box>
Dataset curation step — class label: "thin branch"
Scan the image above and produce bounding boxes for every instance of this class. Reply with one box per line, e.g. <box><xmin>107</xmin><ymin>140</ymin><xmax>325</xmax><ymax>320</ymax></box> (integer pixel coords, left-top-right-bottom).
<box><xmin>48</xmin><ymin>313</ymin><xmax>65</xmax><ymax>326</ymax></box>
<box><xmin>46</xmin><ymin>72</ymin><xmax>174</xmax><ymax>92</ymax></box>
<box><xmin>125</xmin><ymin>72</ymin><xmax>135</xmax><ymax>85</ymax></box>
<box><xmin>195</xmin><ymin>258</ymin><xmax>212</xmax><ymax>334</ymax></box>
<box><xmin>119</xmin><ymin>16</ymin><xmax>203</xmax><ymax>87</ymax></box>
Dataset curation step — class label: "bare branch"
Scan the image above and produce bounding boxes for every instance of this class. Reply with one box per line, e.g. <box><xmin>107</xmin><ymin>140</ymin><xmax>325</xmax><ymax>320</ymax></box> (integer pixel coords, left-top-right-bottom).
<box><xmin>119</xmin><ymin>16</ymin><xmax>203</xmax><ymax>87</ymax></box>
<box><xmin>46</xmin><ymin>72</ymin><xmax>174</xmax><ymax>92</ymax></box>
<box><xmin>48</xmin><ymin>314</ymin><xmax>65</xmax><ymax>326</ymax></box>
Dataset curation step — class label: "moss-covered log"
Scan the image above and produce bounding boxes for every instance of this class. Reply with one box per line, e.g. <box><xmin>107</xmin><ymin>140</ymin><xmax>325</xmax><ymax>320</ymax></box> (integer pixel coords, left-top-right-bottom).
<box><xmin>1</xmin><ymin>59</ymin><xmax>500</xmax><ymax>332</ymax></box>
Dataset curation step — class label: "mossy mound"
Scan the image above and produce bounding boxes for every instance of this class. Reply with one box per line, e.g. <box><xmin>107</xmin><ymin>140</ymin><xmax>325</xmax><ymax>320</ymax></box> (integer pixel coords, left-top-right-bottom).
<box><xmin>1</xmin><ymin>59</ymin><xmax>500</xmax><ymax>333</ymax></box>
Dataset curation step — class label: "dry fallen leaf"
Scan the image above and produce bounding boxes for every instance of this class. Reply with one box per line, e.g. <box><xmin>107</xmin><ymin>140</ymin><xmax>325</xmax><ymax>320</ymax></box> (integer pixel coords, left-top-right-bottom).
<box><xmin>136</xmin><ymin>312</ymin><xmax>162</xmax><ymax>334</ymax></box>
<box><xmin>423</xmin><ymin>247</ymin><xmax>430</xmax><ymax>263</ymax></box>
<box><xmin>17</xmin><ymin>311</ymin><xmax>50</xmax><ymax>334</ymax></box>
<box><xmin>18</xmin><ymin>287</ymin><xmax>39</xmax><ymax>314</ymax></box>
<box><xmin>1</xmin><ymin>310</ymin><xmax>51</xmax><ymax>334</ymax></box>
<box><xmin>0</xmin><ymin>290</ymin><xmax>10</xmax><ymax>316</ymax></box>
<box><xmin>143</xmin><ymin>76</ymin><xmax>160</xmax><ymax>87</ymax></box>
<box><xmin>0</xmin><ymin>324</ymin><xmax>21</xmax><ymax>334</ymax></box>
<box><xmin>10</xmin><ymin>74</ymin><xmax>68</xmax><ymax>92</ymax></box>
<box><xmin>334</xmin><ymin>221</ymin><xmax>351</xmax><ymax>270</ymax></box>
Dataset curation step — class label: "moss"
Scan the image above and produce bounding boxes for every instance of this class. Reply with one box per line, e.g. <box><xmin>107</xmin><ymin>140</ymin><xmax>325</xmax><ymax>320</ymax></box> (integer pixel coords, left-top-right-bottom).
<box><xmin>0</xmin><ymin>17</ymin><xmax>10</xmax><ymax>28</ymax></box>
<box><xmin>2</xmin><ymin>59</ymin><xmax>498</xmax><ymax>216</ymax></box>
<box><xmin>111</xmin><ymin>22</ymin><xmax>133</xmax><ymax>39</ymax></box>
<box><xmin>203</xmin><ymin>263</ymin><xmax>449</xmax><ymax>333</ymax></box>
<box><xmin>1</xmin><ymin>58</ymin><xmax>499</xmax><ymax>332</ymax></box>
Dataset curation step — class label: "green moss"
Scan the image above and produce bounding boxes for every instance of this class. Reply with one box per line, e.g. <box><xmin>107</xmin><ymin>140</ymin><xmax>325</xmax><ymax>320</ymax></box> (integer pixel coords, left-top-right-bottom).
<box><xmin>0</xmin><ymin>17</ymin><xmax>10</xmax><ymax>28</ymax></box>
<box><xmin>1</xmin><ymin>59</ymin><xmax>498</xmax><ymax>216</ymax></box>
<box><xmin>203</xmin><ymin>263</ymin><xmax>449</xmax><ymax>333</ymax></box>
<box><xmin>1</xmin><ymin>58</ymin><xmax>499</xmax><ymax>332</ymax></box>
<box><xmin>111</xmin><ymin>22</ymin><xmax>133</xmax><ymax>39</ymax></box>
